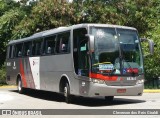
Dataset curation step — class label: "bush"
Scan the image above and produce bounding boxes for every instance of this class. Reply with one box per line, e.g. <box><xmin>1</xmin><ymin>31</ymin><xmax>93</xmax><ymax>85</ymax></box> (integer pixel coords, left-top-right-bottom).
<box><xmin>0</xmin><ymin>64</ymin><xmax>6</xmax><ymax>85</ymax></box>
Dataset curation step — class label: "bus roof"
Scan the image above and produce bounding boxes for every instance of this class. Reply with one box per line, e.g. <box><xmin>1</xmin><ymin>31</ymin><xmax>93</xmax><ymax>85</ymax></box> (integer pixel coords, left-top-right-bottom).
<box><xmin>8</xmin><ymin>23</ymin><xmax>137</xmax><ymax>45</ymax></box>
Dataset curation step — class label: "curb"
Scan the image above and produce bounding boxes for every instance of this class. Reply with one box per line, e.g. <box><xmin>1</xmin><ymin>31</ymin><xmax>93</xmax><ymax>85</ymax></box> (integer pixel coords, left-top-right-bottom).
<box><xmin>143</xmin><ymin>89</ymin><xmax>160</xmax><ymax>93</ymax></box>
<box><xmin>0</xmin><ymin>85</ymin><xmax>17</xmax><ymax>88</ymax></box>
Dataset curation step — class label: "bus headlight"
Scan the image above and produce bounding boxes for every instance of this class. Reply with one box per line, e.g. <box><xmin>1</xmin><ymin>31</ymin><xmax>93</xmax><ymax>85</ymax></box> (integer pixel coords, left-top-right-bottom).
<box><xmin>92</xmin><ymin>79</ymin><xmax>105</xmax><ymax>84</ymax></box>
<box><xmin>136</xmin><ymin>79</ymin><xmax>144</xmax><ymax>84</ymax></box>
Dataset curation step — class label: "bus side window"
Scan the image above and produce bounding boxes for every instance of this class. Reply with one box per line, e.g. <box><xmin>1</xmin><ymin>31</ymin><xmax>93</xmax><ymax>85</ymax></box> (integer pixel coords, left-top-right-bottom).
<box><xmin>14</xmin><ymin>43</ymin><xmax>23</xmax><ymax>58</ymax></box>
<box><xmin>27</xmin><ymin>50</ymin><xmax>30</xmax><ymax>56</ymax></box>
<box><xmin>18</xmin><ymin>51</ymin><xmax>22</xmax><ymax>57</ymax></box>
<box><xmin>7</xmin><ymin>45</ymin><xmax>13</xmax><ymax>59</ymax></box>
<box><xmin>43</xmin><ymin>35</ymin><xmax>56</xmax><ymax>55</ymax></box>
<box><xmin>7</xmin><ymin>46</ymin><xmax>9</xmax><ymax>59</ymax></box>
<box><xmin>32</xmin><ymin>39</ymin><xmax>42</xmax><ymax>56</ymax></box>
<box><xmin>23</xmin><ymin>42</ymin><xmax>32</xmax><ymax>57</ymax></box>
<box><xmin>56</xmin><ymin>31</ymin><xmax>70</xmax><ymax>54</ymax></box>
<box><xmin>13</xmin><ymin>45</ymin><xmax>16</xmax><ymax>58</ymax></box>
<box><xmin>55</xmin><ymin>36</ymin><xmax>61</xmax><ymax>53</ymax></box>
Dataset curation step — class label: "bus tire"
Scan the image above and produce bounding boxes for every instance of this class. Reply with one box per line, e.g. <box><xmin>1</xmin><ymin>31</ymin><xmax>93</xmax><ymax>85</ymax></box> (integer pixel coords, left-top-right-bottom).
<box><xmin>64</xmin><ymin>82</ymin><xmax>72</xmax><ymax>103</ymax></box>
<box><xmin>105</xmin><ymin>96</ymin><xmax>114</xmax><ymax>103</ymax></box>
<box><xmin>17</xmin><ymin>78</ymin><xmax>24</xmax><ymax>94</ymax></box>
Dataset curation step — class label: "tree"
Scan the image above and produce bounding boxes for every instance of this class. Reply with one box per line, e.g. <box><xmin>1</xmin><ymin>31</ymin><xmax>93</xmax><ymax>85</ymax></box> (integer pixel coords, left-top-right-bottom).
<box><xmin>144</xmin><ymin>23</ymin><xmax>160</xmax><ymax>87</ymax></box>
<box><xmin>0</xmin><ymin>0</ymin><xmax>20</xmax><ymax>66</ymax></box>
<box><xmin>0</xmin><ymin>0</ymin><xmax>19</xmax><ymax>16</ymax></box>
<box><xmin>0</xmin><ymin>0</ymin><xmax>160</xmax><ymax>86</ymax></box>
<box><xmin>0</xmin><ymin>0</ymin><xmax>35</xmax><ymax>66</ymax></box>
<box><xmin>12</xmin><ymin>0</ymin><xmax>76</xmax><ymax>39</ymax></box>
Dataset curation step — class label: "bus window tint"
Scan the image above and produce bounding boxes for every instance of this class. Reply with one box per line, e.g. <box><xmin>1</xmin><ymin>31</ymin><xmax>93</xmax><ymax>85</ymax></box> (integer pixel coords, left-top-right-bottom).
<box><xmin>43</xmin><ymin>36</ymin><xmax>56</xmax><ymax>55</ymax></box>
<box><xmin>32</xmin><ymin>39</ymin><xmax>42</xmax><ymax>56</ymax></box>
<box><xmin>7</xmin><ymin>46</ymin><xmax>13</xmax><ymax>59</ymax></box>
<box><xmin>23</xmin><ymin>42</ymin><xmax>32</xmax><ymax>56</ymax></box>
<box><xmin>9</xmin><ymin>46</ymin><xmax>13</xmax><ymax>58</ymax></box>
<box><xmin>56</xmin><ymin>32</ymin><xmax>70</xmax><ymax>53</ymax></box>
<box><xmin>14</xmin><ymin>43</ymin><xmax>23</xmax><ymax>57</ymax></box>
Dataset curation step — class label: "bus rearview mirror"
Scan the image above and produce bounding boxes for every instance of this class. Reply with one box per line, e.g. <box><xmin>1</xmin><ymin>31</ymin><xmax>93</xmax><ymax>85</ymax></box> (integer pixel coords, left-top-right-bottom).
<box><xmin>140</xmin><ymin>38</ymin><xmax>154</xmax><ymax>55</ymax></box>
<box><xmin>148</xmin><ymin>39</ymin><xmax>154</xmax><ymax>55</ymax></box>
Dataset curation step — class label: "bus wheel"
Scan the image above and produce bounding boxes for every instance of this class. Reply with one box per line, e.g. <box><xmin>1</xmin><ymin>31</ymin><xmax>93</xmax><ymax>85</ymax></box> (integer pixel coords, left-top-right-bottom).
<box><xmin>64</xmin><ymin>83</ymin><xmax>72</xmax><ymax>103</ymax></box>
<box><xmin>105</xmin><ymin>96</ymin><xmax>114</xmax><ymax>103</ymax></box>
<box><xmin>17</xmin><ymin>78</ymin><xmax>24</xmax><ymax>94</ymax></box>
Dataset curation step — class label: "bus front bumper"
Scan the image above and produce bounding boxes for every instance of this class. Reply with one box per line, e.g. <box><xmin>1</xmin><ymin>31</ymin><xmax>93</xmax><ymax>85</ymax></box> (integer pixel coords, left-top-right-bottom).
<box><xmin>87</xmin><ymin>83</ymin><xmax>144</xmax><ymax>97</ymax></box>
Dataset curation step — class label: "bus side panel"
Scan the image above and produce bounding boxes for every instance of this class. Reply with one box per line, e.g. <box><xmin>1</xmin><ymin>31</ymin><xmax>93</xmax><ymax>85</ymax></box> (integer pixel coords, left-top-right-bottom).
<box><xmin>6</xmin><ymin>57</ymin><xmax>39</xmax><ymax>89</ymax></box>
<box><xmin>23</xmin><ymin>57</ymin><xmax>36</xmax><ymax>89</ymax></box>
<box><xmin>39</xmin><ymin>54</ymin><xmax>76</xmax><ymax>92</ymax></box>
<box><xmin>28</xmin><ymin>57</ymin><xmax>40</xmax><ymax>89</ymax></box>
<box><xmin>6</xmin><ymin>59</ymin><xmax>18</xmax><ymax>85</ymax></box>
<box><xmin>17</xmin><ymin>58</ymin><xmax>36</xmax><ymax>89</ymax></box>
<box><xmin>6</xmin><ymin>58</ymin><xmax>28</xmax><ymax>87</ymax></box>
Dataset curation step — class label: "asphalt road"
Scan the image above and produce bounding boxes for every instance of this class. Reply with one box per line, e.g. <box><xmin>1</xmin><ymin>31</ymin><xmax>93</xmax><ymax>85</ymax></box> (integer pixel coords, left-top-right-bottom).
<box><xmin>0</xmin><ymin>87</ymin><xmax>160</xmax><ymax>118</ymax></box>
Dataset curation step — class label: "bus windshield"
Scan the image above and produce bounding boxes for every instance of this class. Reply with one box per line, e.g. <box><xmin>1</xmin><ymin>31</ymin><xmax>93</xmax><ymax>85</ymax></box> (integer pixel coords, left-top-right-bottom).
<box><xmin>90</xmin><ymin>27</ymin><xmax>143</xmax><ymax>75</ymax></box>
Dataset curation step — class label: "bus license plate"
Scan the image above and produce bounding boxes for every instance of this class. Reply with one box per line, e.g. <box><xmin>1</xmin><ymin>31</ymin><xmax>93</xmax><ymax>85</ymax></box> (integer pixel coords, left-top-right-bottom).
<box><xmin>117</xmin><ymin>89</ymin><xmax>126</xmax><ymax>93</ymax></box>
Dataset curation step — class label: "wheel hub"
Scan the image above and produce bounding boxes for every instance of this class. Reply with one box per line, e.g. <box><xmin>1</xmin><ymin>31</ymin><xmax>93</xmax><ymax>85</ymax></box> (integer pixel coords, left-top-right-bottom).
<box><xmin>64</xmin><ymin>86</ymin><xmax>67</xmax><ymax>97</ymax></box>
<box><xmin>18</xmin><ymin>80</ymin><xmax>21</xmax><ymax>91</ymax></box>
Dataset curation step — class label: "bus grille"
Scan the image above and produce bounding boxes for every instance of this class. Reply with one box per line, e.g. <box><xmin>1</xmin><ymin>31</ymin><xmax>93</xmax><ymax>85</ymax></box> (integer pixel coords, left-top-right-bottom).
<box><xmin>105</xmin><ymin>81</ymin><xmax>136</xmax><ymax>86</ymax></box>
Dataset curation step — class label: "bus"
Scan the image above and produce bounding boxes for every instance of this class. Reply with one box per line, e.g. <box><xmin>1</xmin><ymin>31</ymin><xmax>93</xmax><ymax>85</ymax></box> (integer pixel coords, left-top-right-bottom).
<box><xmin>6</xmin><ymin>24</ymin><xmax>154</xmax><ymax>103</ymax></box>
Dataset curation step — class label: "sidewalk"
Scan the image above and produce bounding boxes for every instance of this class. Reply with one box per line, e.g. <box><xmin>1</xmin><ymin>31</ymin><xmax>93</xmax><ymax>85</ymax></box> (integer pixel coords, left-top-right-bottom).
<box><xmin>0</xmin><ymin>85</ymin><xmax>160</xmax><ymax>93</ymax></box>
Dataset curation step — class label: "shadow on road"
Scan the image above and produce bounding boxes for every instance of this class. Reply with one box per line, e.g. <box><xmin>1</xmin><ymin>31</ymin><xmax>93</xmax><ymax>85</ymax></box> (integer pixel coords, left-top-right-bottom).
<box><xmin>10</xmin><ymin>89</ymin><xmax>146</xmax><ymax>107</ymax></box>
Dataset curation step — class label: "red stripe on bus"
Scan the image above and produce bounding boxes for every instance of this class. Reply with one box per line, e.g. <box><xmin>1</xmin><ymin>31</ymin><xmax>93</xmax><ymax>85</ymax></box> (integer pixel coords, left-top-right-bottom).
<box><xmin>20</xmin><ymin>59</ymin><xmax>27</xmax><ymax>87</ymax></box>
<box><xmin>89</xmin><ymin>72</ymin><xmax>118</xmax><ymax>81</ymax></box>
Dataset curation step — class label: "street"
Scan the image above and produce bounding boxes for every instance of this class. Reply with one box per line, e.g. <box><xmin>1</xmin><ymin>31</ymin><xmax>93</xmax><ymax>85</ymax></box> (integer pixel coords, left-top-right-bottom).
<box><xmin>0</xmin><ymin>87</ymin><xmax>160</xmax><ymax>118</ymax></box>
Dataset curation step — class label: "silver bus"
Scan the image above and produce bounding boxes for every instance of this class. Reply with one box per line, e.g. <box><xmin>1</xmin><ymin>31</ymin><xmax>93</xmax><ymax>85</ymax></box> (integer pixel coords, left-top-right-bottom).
<box><xmin>6</xmin><ymin>24</ymin><xmax>154</xmax><ymax>103</ymax></box>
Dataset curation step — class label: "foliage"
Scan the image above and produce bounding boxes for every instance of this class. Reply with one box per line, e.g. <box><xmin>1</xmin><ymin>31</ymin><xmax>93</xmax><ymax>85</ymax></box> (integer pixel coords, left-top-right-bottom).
<box><xmin>141</xmin><ymin>0</ymin><xmax>160</xmax><ymax>81</ymax></box>
<box><xmin>0</xmin><ymin>0</ymin><xmax>19</xmax><ymax>16</ymax></box>
<box><xmin>144</xmin><ymin>23</ymin><xmax>160</xmax><ymax>80</ymax></box>
<box><xmin>0</xmin><ymin>8</ymin><xmax>25</xmax><ymax>46</ymax></box>
<box><xmin>0</xmin><ymin>64</ymin><xmax>6</xmax><ymax>85</ymax></box>
<box><xmin>0</xmin><ymin>8</ymin><xmax>25</xmax><ymax>65</ymax></box>
<box><xmin>12</xmin><ymin>0</ymin><xmax>159</xmax><ymax>39</ymax></box>
<box><xmin>12</xmin><ymin>0</ymin><xmax>76</xmax><ymax>38</ymax></box>
<box><xmin>0</xmin><ymin>0</ymin><xmax>160</xmax><ymax>85</ymax></box>
<box><xmin>0</xmin><ymin>0</ymin><xmax>35</xmax><ymax>66</ymax></box>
